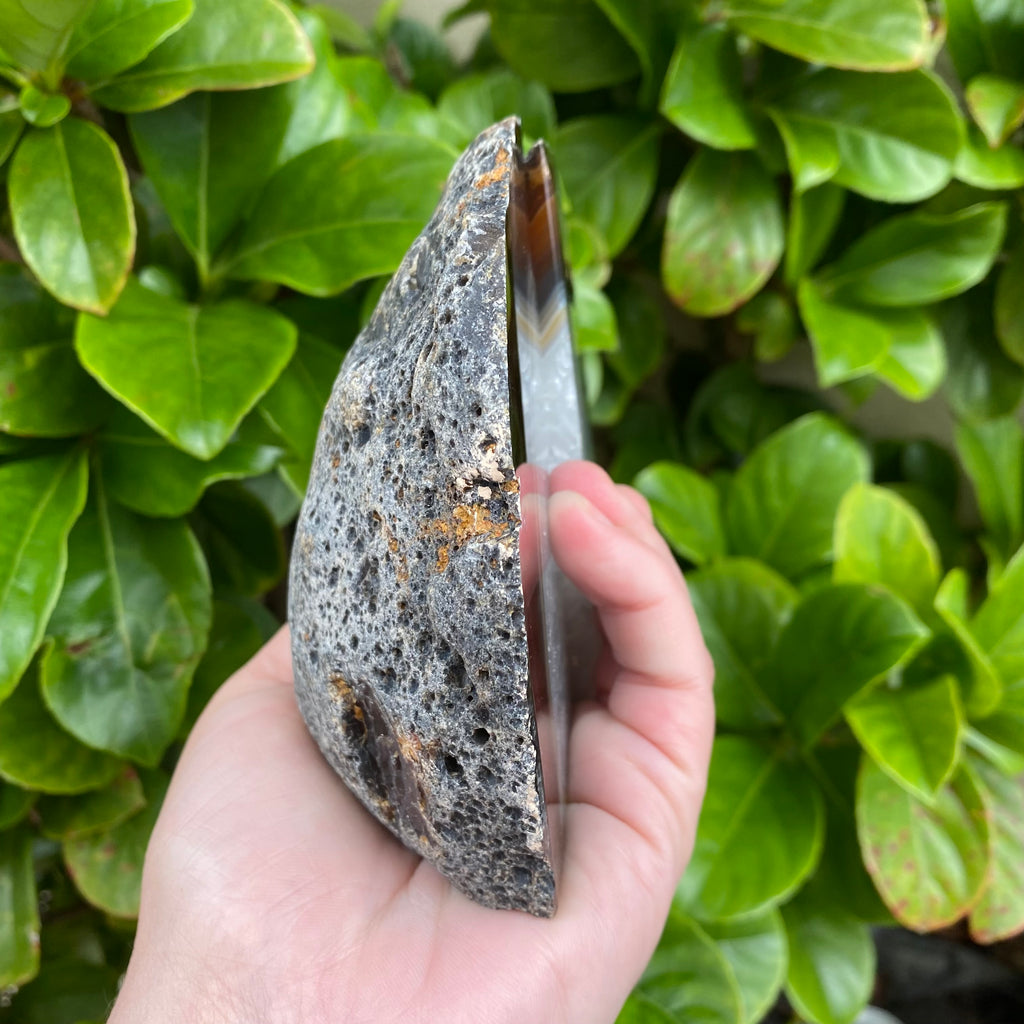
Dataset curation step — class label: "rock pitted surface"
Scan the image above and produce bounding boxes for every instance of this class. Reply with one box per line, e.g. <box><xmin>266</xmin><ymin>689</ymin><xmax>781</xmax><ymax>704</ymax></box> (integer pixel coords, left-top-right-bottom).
<box><xmin>289</xmin><ymin>118</ymin><xmax>556</xmax><ymax>916</ymax></box>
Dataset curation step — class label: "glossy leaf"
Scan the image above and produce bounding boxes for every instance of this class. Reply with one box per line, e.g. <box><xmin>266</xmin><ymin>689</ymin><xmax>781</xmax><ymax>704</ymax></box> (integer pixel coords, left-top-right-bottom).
<box><xmin>725</xmin><ymin>413</ymin><xmax>869</xmax><ymax>579</ymax></box>
<box><xmin>633</xmin><ymin>461</ymin><xmax>725</xmax><ymax>565</ymax></box>
<box><xmin>571</xmin><ymin>273</ymin><xmax>619</xmax><ymax>354</ymax></box>
<box><xmin>98</xmin><ymin>408</ymin><xmax>283</xmax><ymax>518</ymax></box>
<box><xmin>768</xmin><ymin>107</ymin><xmax>839</xmax><ymax>194</ymax></box>
<box><xmin>797</xmin><ymin>278</ymin><xmax>890</xmax><ymax>387</ymax></box>
<box><xmin>0</xmin><ymin>0</ymin><xmax>92</xmax><ymax>76</ymax></box>
<box><xmin>764</xmin><ymin>583</ymin><xmax>928</xmax><ymax>747</ymax></box>
<box><xmin>91</xmin><ymin>0</ymin><xmax>314</xmax><ymax>112</ymax></box>
<box><xmin>606</xmin><ymin>277</ymin><xmax>666</xmax><ymax>386</ymax></box>
<box><xmin>687</xmin><ymin>558</ymin><xmax>795</xmax><ymax>731</ymax></box>
<box><xmin>995</xmin><ymin>244</ymin><xmax>1024</xmax><ymax>366</ymax></box>
<box><xmin>0</xmin><ymin>957</ymin><xmax>121</xmax><ymax>1024</ymax></box>
<box><xmin>968</xmin><ymin>756</ymin><xmax>1024</xmax><ymax>943</ymax></box>
<box><xmin>0</xmin><ymin>651</ymin><xmax>122</xmax><ymax>794</ymax></box>
<box><xmin>41</xmin><ymin>483</ymin><xmax>212</xmax><ymax>765</ymax></box>
<box><xmin>65</xmin><ymin>0</ymin><xmax>195</xmax><ymax>81</ymax></box>
<box><xmin>9</xmin><ymin>119</ymin><xmax>135</xmax><ymax>314</ymax></box>
<box><xmin>677</xmin><ymin>735</ymin><xmax>824</xmax><ymax>920</ymax></box>
<box><xmin>0</xmin><ymin>828</ymin><xmax>39</xmax><ymax>988</ymax></box>
<box><xmin>857</xmin><ymin>760</ymin><xmax>989</xmax><ymax>930</ymax></box>
<box><xmin>966</xmin><ymin>73</ymin><xmax>1024</xmax><ymax>148</ymax></box>
<box><xmin>0</xmin><ymin>782</ymin><xmax>34</xmax><ymax>830</ymax></box>
<box><xmin>17</xmin><ymin>85</ymin><xmax>70</xmax><ymax>127</ymax></box>
<box><xmin>592</xmin><ymin>0</ymin><xmax>675</xmax><ymax>102</ymax></box>
<box><xmin>834</xmin><ymin>483</ymin><xmax>941</xmax><ymax>614</ymax></box>
<box><xmin>0</xmin><ymin>100</ymin><xmax>21</xmax><ymax>167</ymax></box>
<box><xmin>438</xmin><ymin>68</ymin><xmax>555</xmax><ymax>149</ymax></box>
<box><xmin>956</xmin><ymin>417</ymin><xmax>1023</xmax><ymax>559</ymax></box>
<box><xmin>37</xmin><ymin>767</ymin><xmax>145</xmax><ymax>840</ymax></box>
<box><xmin>772</xmin><ymin>69</ymin><xmax>963</xmax><ymax>203</ymax></box>
<box><xmin>0</xmin><ymin>267</ymin><xmax>112</xmax><ymax>437</ymax></box>
<box><xmin>662</xmin><ymin>150</ymin><xmax>783</xmax><ymax>316</ymax></box>
<box><xmin>955</xmin><ymin>125</ymin><xmax>1024</xmax><ymax>190</ymax></box>
<box><xmin>0</xmin><ymin>450</ymin><xmax>88</xmax><ymax>703</ymax></box>
<box><xmin>971</xmin><ymin>544</ymin><xmax>1024</xmax><ymax>690</ymax></box>
<box><xmin>782</xmin><ymin>887</ymin><xmax>875</xmax><ymax>1024</ymax></box>
<box><xmin>641</xmin><ymin>909</ymin><xmax>744</xmax><ymax>1024</ymax></box>
<box><xmin>817</xmin><ymin>202</ymin><xmax>1007</xmax><ymax>307</ymax></box>
<box><xmin>703</xmin><ymin>909</ymin><xmax>787</xmax><ymax>1024</ymax></box>
<box><xmin>659</xmin><ymin>24</ymin><xmax>755</xmax><ymax>151</ymax></box>
<box><xmin>873</xmin><ymin>309</ymin><xmax>947</xmax><ymax>401</ymax></box>
<box><xmin>846</xmin><ymin>675</ymin><xmax>963</xmax><ymax>802</ymax></box>
<box><xmin>226</xmin><ymin>134</ymin><xmax>455</xmax><ymax>296</ymax></box>
<box><xmin>946</xmin><ymin>0</ymin><xmax>1024</xmax><ymax>82</ymax></box>
<box><xmin>719</xmin><ymin>0</ymin><xmax>931</xmax><ymax>71</ymax></box>
<box><xmin>64</xmin><ymin>772</ymin><xmax>168</xmax><ymax>917</ymax></box>
<box><xmin>737</xmin><ymin>291</ymin><xmax>797</xmax><ymax>364</ymax></box>
<box><xmin>554</xmin><ymin>116</ymin><xmax>659</xmax><ymax>258</ymax></box>
<box><xmin>784</xmin><ymin>183</ymin><xmax>845</xmax><ymax>284</ymax></box>
<box><xmin>483</xmin><ymin>0</ymin><xmax>640</xmax><ymax>93</ymax></box>
<box><xmin>76</xmin><ymin>279</ymin><xmax>297</xmax><ymax>460</ymax></box>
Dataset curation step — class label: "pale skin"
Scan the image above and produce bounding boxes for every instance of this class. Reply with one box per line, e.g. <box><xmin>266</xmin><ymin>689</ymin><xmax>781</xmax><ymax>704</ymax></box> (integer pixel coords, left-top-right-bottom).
<box><xmin>110</xmin><ymin>461</ymin><xmax>715</xmax><ymax>1024</ymax></box>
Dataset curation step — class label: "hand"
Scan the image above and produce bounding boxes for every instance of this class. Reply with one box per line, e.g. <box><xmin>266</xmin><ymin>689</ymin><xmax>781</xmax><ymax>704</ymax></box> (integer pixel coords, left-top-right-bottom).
<box><xmin>110</xmin><ymin>461</ymin><xmax>714</xmax><ymax>1024</ymax></box>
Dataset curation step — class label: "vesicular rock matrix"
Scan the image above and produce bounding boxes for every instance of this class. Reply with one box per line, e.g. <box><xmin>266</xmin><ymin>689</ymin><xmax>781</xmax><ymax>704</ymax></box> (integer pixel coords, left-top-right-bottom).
<box><xmin>289</xmin><ymin>118</ymin><xmax>557</xmax><ymax>916</ymax></box>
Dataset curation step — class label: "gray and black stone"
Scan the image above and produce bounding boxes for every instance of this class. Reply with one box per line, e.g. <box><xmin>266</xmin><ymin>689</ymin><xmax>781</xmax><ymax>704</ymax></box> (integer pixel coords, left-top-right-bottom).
<box><xmin>289</xmin><ymin>118</ymin><xmax>556</xmax><ymax>916</ymax></box>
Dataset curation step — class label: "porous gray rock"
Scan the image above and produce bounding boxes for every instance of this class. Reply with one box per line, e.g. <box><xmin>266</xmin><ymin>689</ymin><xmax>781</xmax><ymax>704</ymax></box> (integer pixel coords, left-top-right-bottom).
<box><xmin>289</xmin><ymin>118</ymin><xmax>557</xmax><ymax>915</ymax></box>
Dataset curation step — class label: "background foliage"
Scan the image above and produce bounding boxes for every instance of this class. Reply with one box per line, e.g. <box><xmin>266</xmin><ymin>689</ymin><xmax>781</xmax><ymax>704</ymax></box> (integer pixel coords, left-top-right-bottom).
<box><xmin>1</xmin><ymin>0</ymin><xmax>1023</xmax><ymax>1021</ymax></box>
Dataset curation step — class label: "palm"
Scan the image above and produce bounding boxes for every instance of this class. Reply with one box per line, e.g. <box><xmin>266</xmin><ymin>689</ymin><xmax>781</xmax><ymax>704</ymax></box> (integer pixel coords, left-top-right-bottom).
<box><xmin>118</xmin><ymin>463</ymin><xmax>714</xmax><ymax>1024</ymax></box>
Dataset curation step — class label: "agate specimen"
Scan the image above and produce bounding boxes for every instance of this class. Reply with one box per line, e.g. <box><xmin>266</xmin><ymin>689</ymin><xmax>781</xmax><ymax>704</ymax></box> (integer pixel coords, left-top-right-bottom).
<box><xmin>289</xmin><ymin>117</ymin><xmax>591</xmax><ymax>916</ymax></box>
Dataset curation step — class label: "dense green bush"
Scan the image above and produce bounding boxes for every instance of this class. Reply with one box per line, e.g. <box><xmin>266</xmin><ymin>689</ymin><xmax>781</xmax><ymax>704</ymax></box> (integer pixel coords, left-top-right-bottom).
<box><xmin>1</xmin><ymin>0</ymin><xmax>1023</xmax><ymax>1020</ymax></box>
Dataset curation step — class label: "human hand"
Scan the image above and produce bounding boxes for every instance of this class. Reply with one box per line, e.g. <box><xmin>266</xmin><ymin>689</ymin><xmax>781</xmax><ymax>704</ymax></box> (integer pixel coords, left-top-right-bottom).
<box><xmin>109</xmin><ymin>461</ymin><xmax>714</xmax><ymax>1024</ymax></box>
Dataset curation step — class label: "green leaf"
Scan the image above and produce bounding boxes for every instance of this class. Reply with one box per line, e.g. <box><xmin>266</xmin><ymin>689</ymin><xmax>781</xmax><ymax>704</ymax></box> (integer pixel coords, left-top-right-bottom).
<box><xmin>91</xmin><ymin>0</ymin><xmax>314</xmax><ymax>112</ymax></box>
<box><xmin>593</xmin><ymin>0</ymin><xmax>675</xmax><ymax>104</ymax></box>
<box><xmin>64</xmin><ymin>771</ymin><xmax>168</xmax><ymax>917</ymax></box>
<box><xmin>946</xmin><ymin>0</ymin><xmax>1024</xmax><ymax>81</ymax></box>
<box><xmin>483</xmin><ymin>0</ymin><xmax>640</xmax><ymax>93</ymax></box>
<box><xmin>662</xmin><ymin>149</ymin><xmax>783</xmax><ymax>316</ymax></box>
<box><xmin>764</xmin><ymin>583</ymin><xmax>928</xmax><ymax>747</ymax></box>
<box><xmin>935</xmin><ymin>568</ymin><xmax>1004</xmax><ymax>717</ymax></box>
<box><xmin>942</xmin><ymin>293</ymin><xmax>1024</xmax><ymax>421</ymax></box>
<box><xmin>0</xmin><ymin>100</ymin><xmax>22</xmax><ymax>168</ymax></box>
<box><xmin>968</xmin><ymin>756</ymin><xmax>1024</xmax><ymax>943</ymax></box>
<box><xmin>36</xmin><ymin>766</ymin><xmax>145</xmax><ymax>840</ymax></box>
<box><xmin>76</xmin><ymin>279</ymin><xmax>297</xmax><ymax>460</ymax></box>
<box><xmin>782</xmin><ymin>886</ymin><xmax>875</xmax><ymax>1024</ymax></box>
<box><xmin>0</xmin><ymin>0</ymin><xmax>92</xmax><ymax>78</ymax></box>
<box><xmin>226</xmin><ymin>133</ymin><xmax>455</xmax><ymax>297</ymax></box>
<box><xmin>687</xmin><ymin>558</ymin><xmax>795</xmax><ymax>731</ymax></box>
<box><xmin>17</xmin><ymin>85</ymin><xmax>70</xmax><ymax>127</ymax></box>
<box><xmin>0</xmin><ymin>958</ymin><xmax>122</xmax><ymax>1024</ymax></box>
<box><xmin>616</xmin><ymin>995</ymin><xmax>678</xmax><ymax>1024</ymax></box>
<box><xmin>737</xmin><ymin>291</ymin><xmax>797</xmax><ymax>364</ymax></box>
<box><xmin>846</xmin><ymin>675</ymin><xmax>964</xmax><ymax>802</ymax></box>
<box><xmin>817</xmin><ymin>202</ymin><xmax>1007</xmax><ymax>307</ymax></box>
<box><xmin>965</xmin><ymin>74</ymin><xmax>1024</xmax><ymax>148</ymax></box>
<box><xmin>971</xmin><ymin>543</ymin><xmax>1024</xmax><ymax>691</ymax></box>
<box><xmin>0</xmin><ymin>782</ymin><xmax>35</xmax><ymax>830</ymax></box>
<box><xmin>41</xmin><ymin>481</ymin><xmax>212</xmax><ymax>765</ymax></box>
<box><xmin>784</xmin><ymin>184</ymin><xmax>845</xmax><ymax>285</ymax></box>
<box><xmin>767</xmin><ymin>106</ymin><xmax>839</xmax><ymax>194</ymax></box>
<box><xmin>873</xmin><ymin>309</ymin><xmax>947</xmax><ymax>401</ymax></box>
<box><xmin>633</xmin><ymin>461</ymin><xmax>725</xmax><ymax>565</ymax></box>
<box><xmin>251</xmin><ymin>334</ymin><xmax>340</xmax><ymax>497</ymax></box>
<box><xmin>954</xmin><ymin>126</ymin><xmax>1024</xmax><ymax>190</ymax></box>
<box><xmin>995</xmin><ymin>244</ymin><xmax>1024</xmax><ymax>366</ymax></box>
<box><xmin>0</xmin><ymin>650</ymin><xmax>122</xmax><ymax>794</ymax></box>
<box><xmin>571</xmin><ymin>272</ymin><xmax>620</xmax><ymax>354</ymax></box>
<box><xmin>98</xmin><ymin>407</ymin><xmax>283</xmax><ymax>518</ymax></box>
<box><xmin>0</xmin><ymin>450</ymin><xmax>88</xmax><ymax>703</ymax></box>
<box><xmin>190</xmin><ymin>482</ymin><xmax>286</xmax><ymax>596</ymax></box>
<box><xmin>437</xmin><ymin>68</ymin><xmax>555</xmax><ymax>150</ymax></box>
<box><xmin>659</xmin><ymin>24</ymin><xmax>755</xmax><ymax>151</ymax></box>
<box><xmin>0</xmin><ymin>828</ymin><xmax>39</xmax><ymax>988</ymax></box>
<box><xmin>0</xmin><ymin>267</ymin><xmax>113</xmax><ymax>437</ymax></box>
<box><xmin>65</xmin><ymin>0</ymin><xmax>194</xmax><ymax>81</ymax></box>
<box><xmin>677</xmin><ymin>735</ymin><xmax>824</xmax><ymax>920</ymax></box>
<box><xmin>9</xmin><ymin>119</ymin><xmax>136</xmax><ymax>314</ymax></box>
<box><xmin>180</xmin><ymin>597</ymin><xmax>276</xmax><ymax>735</ymax></box>
<box><xmin>606</xmin><ymin>276</ymin><xmax>665</xmax><ymax>386</ymax></box>
<box><xmin>796</xmin><ymin>278</ymin><xmax>890</xmax><ymax>387</ymax></box>
<box><xmin>641</xmin><ymin>909</ymin><xmax>744</xmax><ymax>1024</ymax></box>
<box><xmin>703</xmin><ymin>909</ymin><xmax>787</xmax><ymax>1024</ymax></box>
<box><xmin>956</xmin><ymin>417</ymin><xmax>1023</xmax><ymax>559</ymax></box>
<box><xmin>725</xmin><ymin>413</ymin><xmax>869</xmax><ymax>579</ymax></box>
<box><xmin>772</xmin><ymin>69</ymin><xmax>963</xmax><ymax>203</ymax></box>
<box><xmin>718</xmin><ymin>0</ymin><xmax>930</xmax><ymax>71</ymax></box>
<box><xmin>857</xmin><ymin>759</ymin><xmax>989</xmax><ymax>930</ymax></box>
<box><xmin>554</xmin><ymin>116</ymin><xmax>660</xmax><ymax>258</ymax></box>
<box><xmin>834</xmin><ymin>483</ymin><xmax>941</xmax><ymax>614</ymax></box>
<box><xmin>332</xmin><ymin>55</ymin><xmax>439</xmax><ymax>137</ymax></box>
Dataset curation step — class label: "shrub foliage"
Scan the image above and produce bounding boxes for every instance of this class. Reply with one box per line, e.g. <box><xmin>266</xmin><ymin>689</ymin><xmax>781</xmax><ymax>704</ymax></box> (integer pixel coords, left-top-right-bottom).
<box><xmin>1</xmin><ymin>0</ymin><xmax>1023</xmax><ymax>1021</ymax></box>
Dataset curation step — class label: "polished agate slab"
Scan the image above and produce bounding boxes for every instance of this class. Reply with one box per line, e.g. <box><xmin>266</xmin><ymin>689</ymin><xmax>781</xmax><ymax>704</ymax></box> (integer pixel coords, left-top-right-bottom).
<box><xmin>289</xmin><ymin>118</ymin><xmax>592</xmax><ymax>916</ymax></box>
